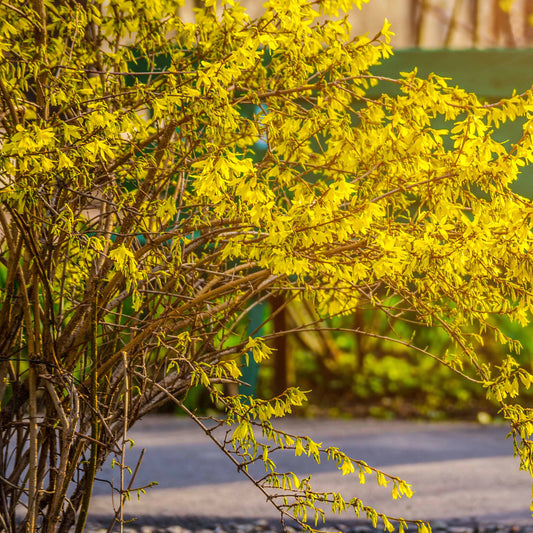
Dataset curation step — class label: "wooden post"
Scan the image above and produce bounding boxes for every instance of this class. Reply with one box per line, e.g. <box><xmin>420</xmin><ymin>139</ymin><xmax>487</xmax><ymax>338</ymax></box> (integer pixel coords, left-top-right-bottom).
<box><xmin>271</xmin><ymin>295</ymin><xmax>288</xmax><ymax>396</ymax></box>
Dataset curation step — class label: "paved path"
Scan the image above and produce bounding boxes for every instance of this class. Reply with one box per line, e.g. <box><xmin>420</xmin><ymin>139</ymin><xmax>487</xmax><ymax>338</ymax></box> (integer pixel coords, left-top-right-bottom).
<box><xmin>88</xmin><ymin>416</ymin><xmax>533</xmax><ymax>528</ymax></box>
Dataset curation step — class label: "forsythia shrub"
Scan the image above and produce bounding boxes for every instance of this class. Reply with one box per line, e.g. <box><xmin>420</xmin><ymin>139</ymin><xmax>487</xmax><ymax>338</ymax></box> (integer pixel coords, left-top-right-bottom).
<box><xmin>0</xmin><ymin>0</ymin><xmax>532</xmax><ymax>532</ymax></box>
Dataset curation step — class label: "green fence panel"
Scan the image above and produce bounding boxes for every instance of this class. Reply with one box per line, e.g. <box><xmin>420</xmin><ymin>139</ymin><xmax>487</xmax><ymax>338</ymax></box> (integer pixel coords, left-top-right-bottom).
<box><xmin>369</xmin><ymin>49</ymin><xmax>533</xmax><ymax>197</ymax></box>
<box><xmin>368</xmin><ymin>49</ymin><xmax>533</xmax><ymax>97</ymax></box>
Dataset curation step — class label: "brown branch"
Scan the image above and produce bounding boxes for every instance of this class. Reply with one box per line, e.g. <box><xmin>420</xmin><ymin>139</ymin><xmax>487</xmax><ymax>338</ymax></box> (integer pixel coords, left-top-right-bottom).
<box><xmin>31</xmin><ymin>0</ymin><xmax>49</xmax><ymax>120</ymax></box>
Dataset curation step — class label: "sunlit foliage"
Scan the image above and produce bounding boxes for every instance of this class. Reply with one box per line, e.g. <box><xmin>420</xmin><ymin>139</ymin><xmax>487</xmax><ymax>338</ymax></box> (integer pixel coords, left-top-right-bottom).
<box><xmin>0</xmin><ymin>0</ymin><xmax>533</xmax><ymax>532</ymax></box>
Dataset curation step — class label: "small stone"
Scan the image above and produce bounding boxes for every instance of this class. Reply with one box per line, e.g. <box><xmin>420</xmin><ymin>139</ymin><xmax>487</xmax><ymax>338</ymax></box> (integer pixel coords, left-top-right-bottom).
<box><xmin>234</xmin><ymin>525</ymin><xmax>253</xmax><ymax>533</ymax></box>
<box><xmin>448</xmin><ymin>527</ymin><xmax>474</xmax><ymax>533</ymax></box>
<box><xmin>477</xmin><ymin>526</ymin><xmax>499</xmax><ymax>533</ymax></box>
<box><xmin>166</xmin><ymin>527</ymin><xmax>192</xmax><ymax>533</ymax></box>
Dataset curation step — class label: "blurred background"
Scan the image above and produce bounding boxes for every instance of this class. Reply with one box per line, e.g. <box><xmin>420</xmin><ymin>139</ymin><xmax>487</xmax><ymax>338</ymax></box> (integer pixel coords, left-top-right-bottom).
<box><xmin>180</xmin><ymin>0</ymin><xmax>533</xmax><ymax>49</ymax></box>
<box><xmin>176</xmin><ymin>0</ymin><xmax>533</xmax><ymax>422</ymax></box>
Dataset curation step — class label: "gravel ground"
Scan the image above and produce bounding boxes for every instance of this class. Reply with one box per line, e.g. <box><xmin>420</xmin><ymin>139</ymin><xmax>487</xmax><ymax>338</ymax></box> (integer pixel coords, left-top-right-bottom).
<box><xmin>84</xmin><ymin>518</ymin><xmax>533</xmax><ymax>533</ymax></box>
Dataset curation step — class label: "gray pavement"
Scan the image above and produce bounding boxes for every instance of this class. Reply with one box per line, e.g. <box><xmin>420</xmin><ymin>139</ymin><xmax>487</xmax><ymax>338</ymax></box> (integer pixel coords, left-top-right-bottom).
<box><xmin>88</xmin><ymin>415</ymin><xmax>533</xmax><ymax>528</ymax></box>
